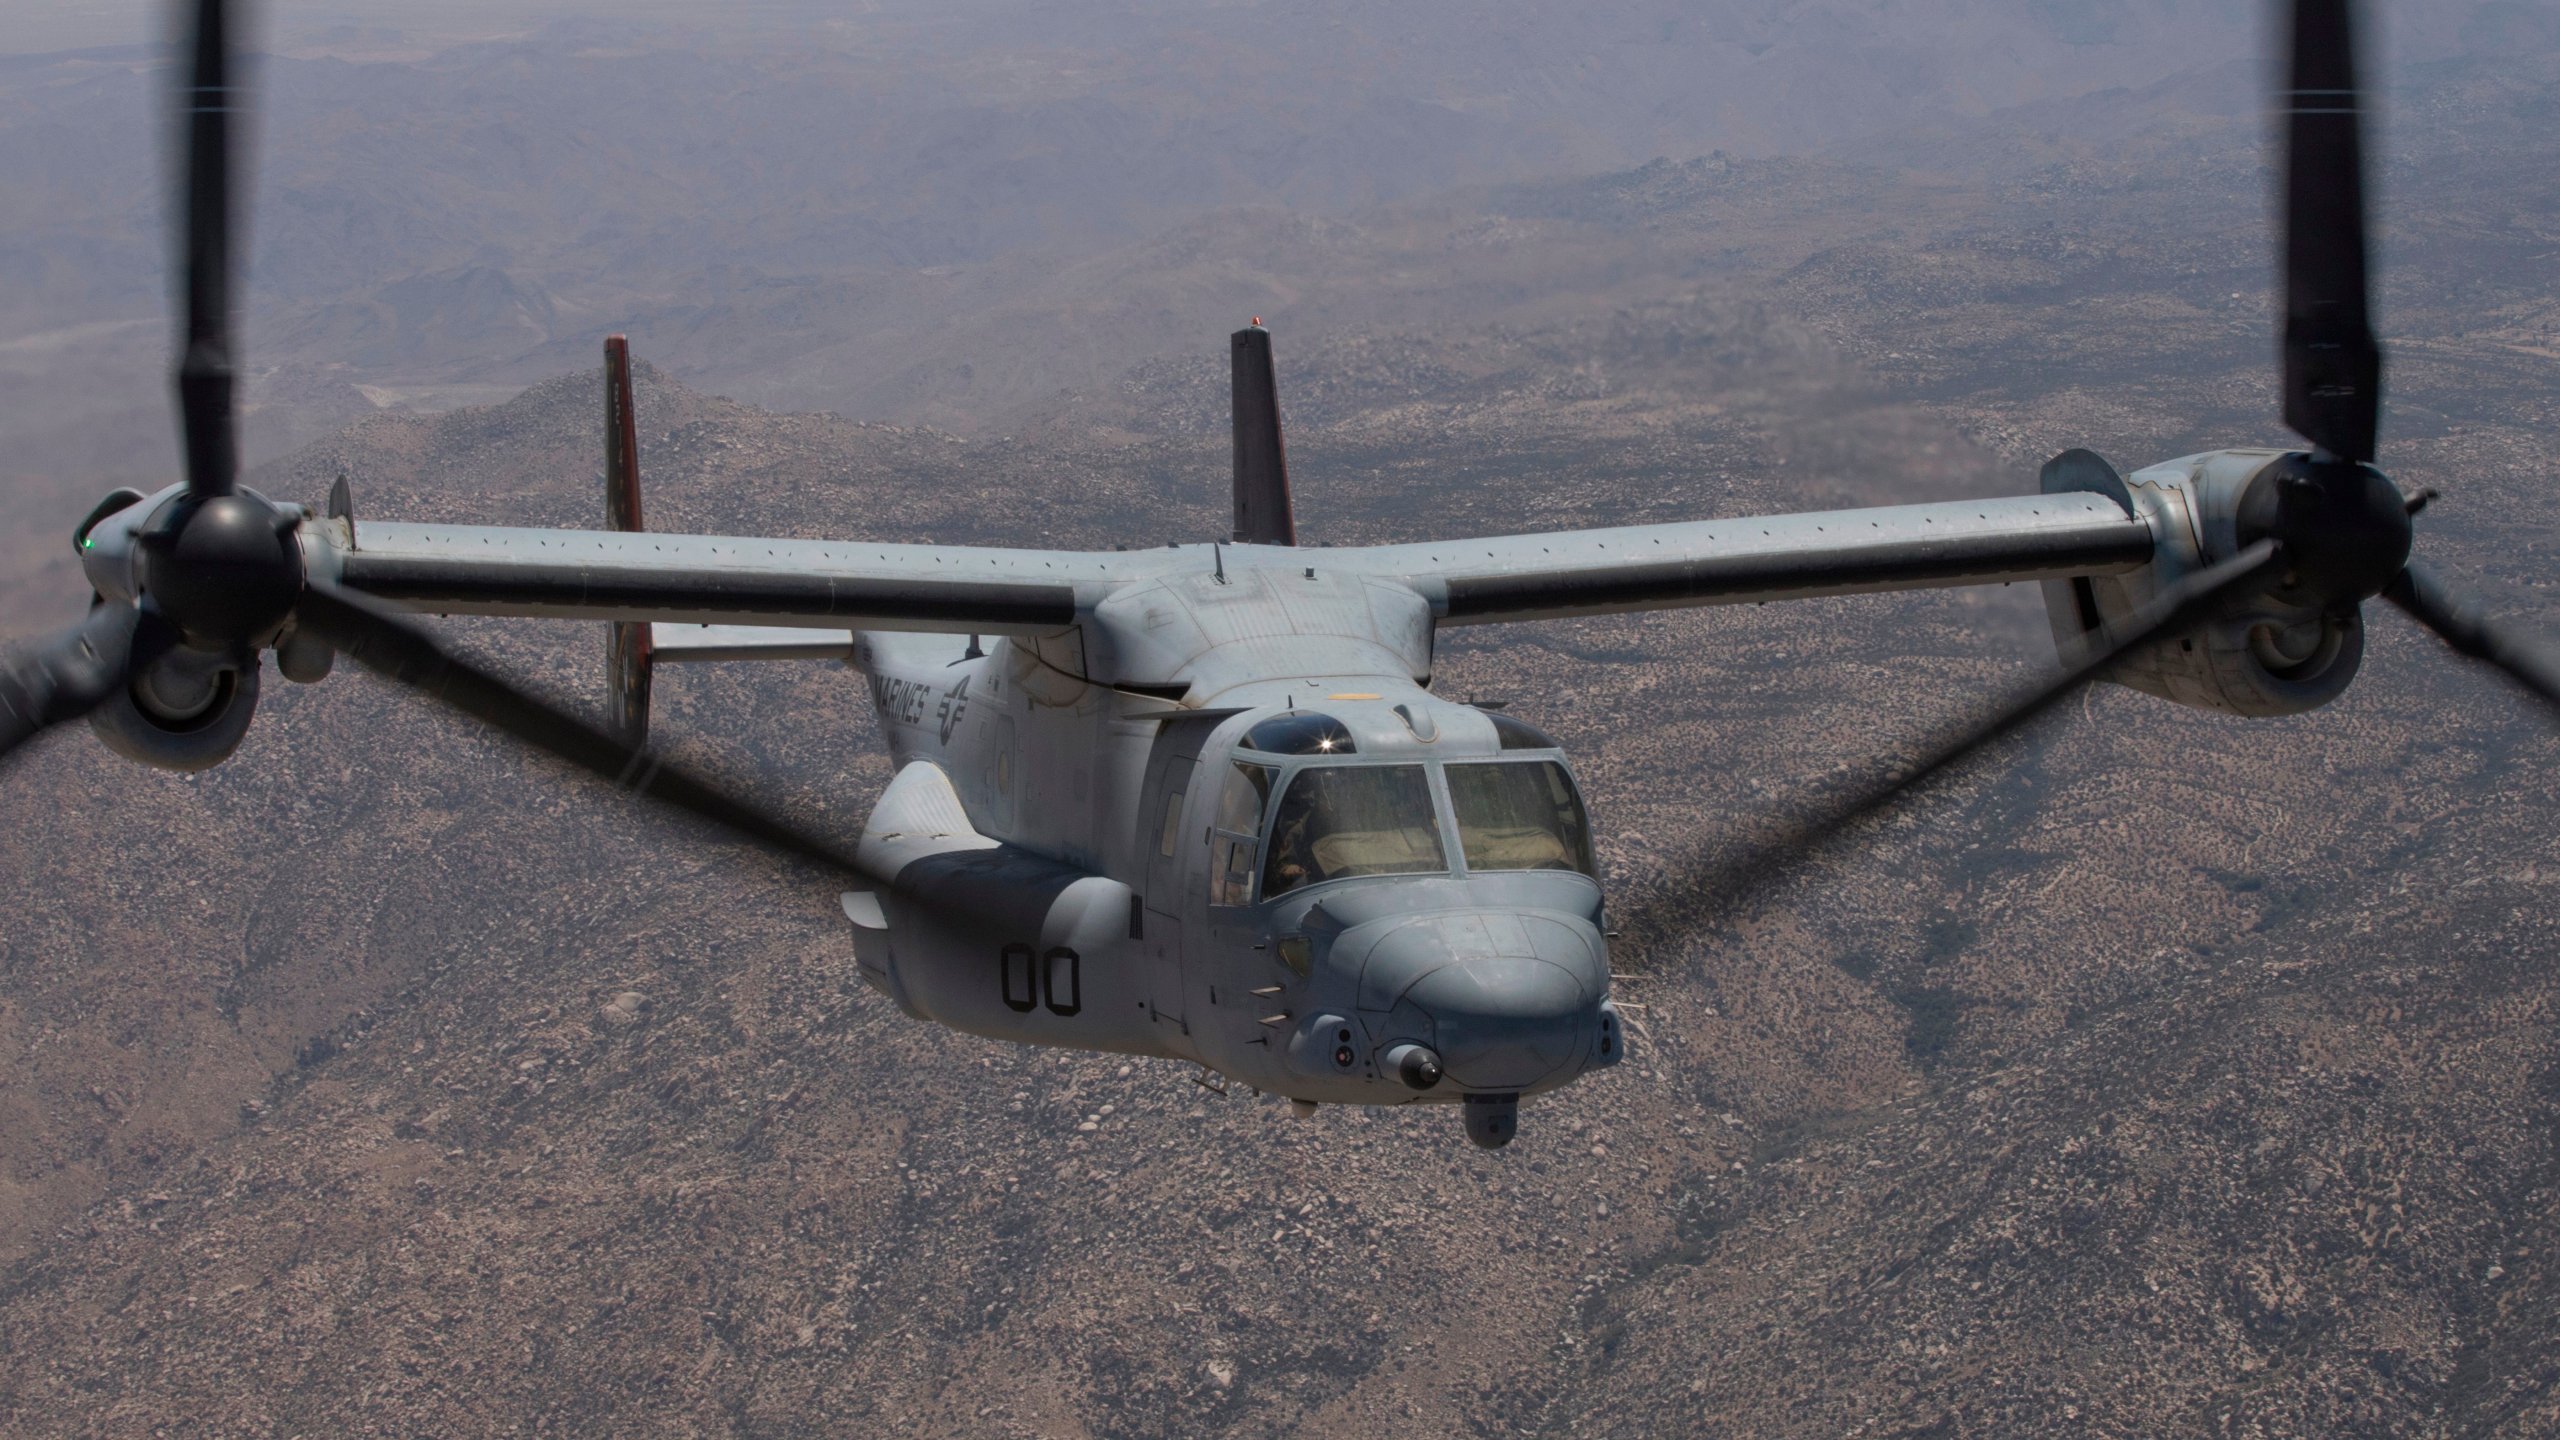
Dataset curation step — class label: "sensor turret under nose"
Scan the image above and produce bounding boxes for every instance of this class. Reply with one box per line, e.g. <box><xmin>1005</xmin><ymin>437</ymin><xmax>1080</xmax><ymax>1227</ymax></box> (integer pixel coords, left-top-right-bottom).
<box><xmin>1463</xmin><ymin>1093</ymin><xmax>1520</xmax><ymax>1149</ymax></box>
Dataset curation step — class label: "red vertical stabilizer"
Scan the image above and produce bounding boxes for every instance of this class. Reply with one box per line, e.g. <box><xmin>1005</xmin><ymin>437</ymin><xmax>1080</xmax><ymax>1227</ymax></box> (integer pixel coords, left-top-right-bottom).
<box><xmin>603</xmin><ymin>335</ymin><xmax>653</xmax><ymax>745</ymax></box>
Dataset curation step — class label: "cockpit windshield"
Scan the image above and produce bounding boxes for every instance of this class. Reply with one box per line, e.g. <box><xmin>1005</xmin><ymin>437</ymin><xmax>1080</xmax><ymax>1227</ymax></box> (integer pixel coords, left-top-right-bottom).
<box><xmin>1445</xmin><ymin>761</ymin><xmax>1595</xmax><ymax>876</ymax></box>
<box><xmin>1261</xmin><ymin>764</ymin><xmax>1445</xmax><ymax>898</ymax></box>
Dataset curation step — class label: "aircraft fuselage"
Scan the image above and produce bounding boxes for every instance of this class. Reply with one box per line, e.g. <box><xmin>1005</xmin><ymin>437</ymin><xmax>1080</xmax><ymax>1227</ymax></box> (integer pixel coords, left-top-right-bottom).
<box><xmin>842</xmin><ymin>544</ymin><xmax>1622</xmax><ymax>1146</ymax></box>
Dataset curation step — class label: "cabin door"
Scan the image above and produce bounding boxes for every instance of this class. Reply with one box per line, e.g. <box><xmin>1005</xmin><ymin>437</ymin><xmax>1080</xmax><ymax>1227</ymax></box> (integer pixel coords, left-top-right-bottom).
<box><xmin>1136</xmin><ymin>714</ymin><xmax>1227</xmax><ymax>1038</ymax></box>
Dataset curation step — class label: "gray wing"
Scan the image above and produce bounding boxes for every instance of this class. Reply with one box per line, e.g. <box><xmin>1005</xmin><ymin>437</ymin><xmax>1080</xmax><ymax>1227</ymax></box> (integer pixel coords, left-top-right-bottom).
<box><xmin>307</xmin><ymin>519</ymin><xmax>1134</xmax><ymax>635</ymax></box>
<box><xmin>296</xmin><ymin>491</ymin><xmax>2156</xmax><ymax>636</ymax></box>
<box><xmin>1341</xmin><ymin>493</ymin><xmax>2156</xmax><ymax>625</ymax></box>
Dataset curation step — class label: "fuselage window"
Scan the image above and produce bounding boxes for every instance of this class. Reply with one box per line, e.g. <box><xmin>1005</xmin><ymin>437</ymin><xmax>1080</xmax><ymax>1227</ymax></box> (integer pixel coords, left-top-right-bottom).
<box><xmin>1262</xmin><ymin>764</ymin><xmax>1446</xmax><ymax>898</ymax></box>
<box><xmin>1209</xmin><ymin>761</ymin><xmax>1278</xmax><ymax>906</ymax></box>
<box><xmin>1157</xmin><ymin>758</ymin><xmax>1194</xmax><ymax>861</ymax></box>
<box><xmin>1445</xmin><ymin>760</ymin><xmax>1596</xmax><ymax>876</ymax></box>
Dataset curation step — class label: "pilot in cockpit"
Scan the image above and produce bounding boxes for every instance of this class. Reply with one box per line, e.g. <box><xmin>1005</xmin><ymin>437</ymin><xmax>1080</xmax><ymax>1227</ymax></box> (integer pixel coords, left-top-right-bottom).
<box><xmin>1264</xmin><ymin>784</ymin><xmax>1320</xmax><ymax>892</ymax></box>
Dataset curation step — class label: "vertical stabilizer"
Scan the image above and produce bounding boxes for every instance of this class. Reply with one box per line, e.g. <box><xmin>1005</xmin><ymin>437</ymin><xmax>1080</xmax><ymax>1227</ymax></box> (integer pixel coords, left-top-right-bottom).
<box><xmin>603</xmin><ymin>335</ymin><xmax>653</xmax><ymax>744</ymax></box>
<box><xmin>1230</xmin><ymin>323</ymin><xmax>1298</xmax><ymax>545</ymax></box>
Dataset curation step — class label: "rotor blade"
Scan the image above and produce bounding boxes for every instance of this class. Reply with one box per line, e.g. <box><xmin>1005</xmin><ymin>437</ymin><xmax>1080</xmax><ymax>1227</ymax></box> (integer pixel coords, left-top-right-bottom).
<box><xmin>2280</xmin><ymin>0</ymin><xmax>2382</xmax><ymax>463</ymax></box>
<box><xmin>1618</xmin><ymin>541</ymin><xmax>2285</xmax><ymax>942</ymax></box>
<box><xmin>293</xmin><ymin>581</ymin><xmax>875</xmax><ymax>880</ymax></box>
<box><xmin>175</xmin><ymin>0</ymin><xmax>242</xmax><ymax>499</ymax></box>
<box><xmin>2383</xmin><ymin>558</ymin><xmax>2560</xmax><ymax>715</ymax></box>
<box><xmin>0</xmin><ymin>604</ymin><xmax>168</xmax><ymax>764</ymax></box>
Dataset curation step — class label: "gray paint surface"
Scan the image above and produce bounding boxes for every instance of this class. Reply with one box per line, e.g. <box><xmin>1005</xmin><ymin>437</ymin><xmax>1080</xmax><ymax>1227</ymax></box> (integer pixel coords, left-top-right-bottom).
<box><xmin>198</xmin><ymin>475</ymin><xmax>2281</xmax><ymax>1141</ymax></box>
<box><xmin>309</xmin><ymin>491</ymin><xmax>2158</xmax><ymax>646</ymax></box>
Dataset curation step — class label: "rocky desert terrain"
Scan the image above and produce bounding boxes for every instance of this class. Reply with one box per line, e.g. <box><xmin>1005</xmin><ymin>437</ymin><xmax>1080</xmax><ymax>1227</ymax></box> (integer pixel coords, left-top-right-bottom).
<box><xmin>2</xmin><ymin>7</ymin><xmax>2558</xmax><ymax>1438</ymax></box>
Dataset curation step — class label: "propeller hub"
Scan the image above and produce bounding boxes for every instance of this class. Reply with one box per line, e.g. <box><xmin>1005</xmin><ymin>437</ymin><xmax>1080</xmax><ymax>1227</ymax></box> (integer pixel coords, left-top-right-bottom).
<box><xmin>2236</xmin><ymin>453</ymin><xmax>2410</xmax><ymax>611</ymax></box>
<box><xmin>137</xmin><ymin>489</ymin><xmax>305</xmax><ymax>649</ymax></box>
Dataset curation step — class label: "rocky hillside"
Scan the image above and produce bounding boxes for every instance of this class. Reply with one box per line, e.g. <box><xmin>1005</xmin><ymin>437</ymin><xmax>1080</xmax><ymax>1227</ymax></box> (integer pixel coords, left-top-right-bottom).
<box><xmin>1</xmin><ymin>37</ymin><xmax>2558</xmax><ymax>1440</ymax></box>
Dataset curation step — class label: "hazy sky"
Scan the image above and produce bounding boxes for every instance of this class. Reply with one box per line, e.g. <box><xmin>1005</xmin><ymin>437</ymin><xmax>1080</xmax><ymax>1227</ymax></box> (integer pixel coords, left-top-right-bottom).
<box><xmin>2</xmin><ymin>0</ymin><xmax>876</xmax><ymax>55</ymax></box>
<box><xmin>0</xmin><ymin>0</ymin><xmax>2545</xmax><ymax>473</ymax></box>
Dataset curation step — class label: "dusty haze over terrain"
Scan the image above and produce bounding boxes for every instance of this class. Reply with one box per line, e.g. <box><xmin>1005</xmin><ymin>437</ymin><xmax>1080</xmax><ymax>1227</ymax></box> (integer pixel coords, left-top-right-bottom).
<box><xmin>3</xmin><ymin>0</ymin><xmax>2533</xmax><ymax>478</ymax></box>
<box><xmin>2</xmin><ymin>1</ymin><xmax>2557</xmax><ymax>1435</ymax></box>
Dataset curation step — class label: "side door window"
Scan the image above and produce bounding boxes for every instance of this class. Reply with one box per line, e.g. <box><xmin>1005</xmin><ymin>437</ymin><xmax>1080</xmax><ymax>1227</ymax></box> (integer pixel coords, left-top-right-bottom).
<box><xmin>1209</xmin><ymin>831</ymin><xmax>1256</xmax><ymax>906</ymax></box>
<box><xmin>1208</xmin><ymin>761</ymin><xmax>1277</xmax><ymax>907</ymax></box>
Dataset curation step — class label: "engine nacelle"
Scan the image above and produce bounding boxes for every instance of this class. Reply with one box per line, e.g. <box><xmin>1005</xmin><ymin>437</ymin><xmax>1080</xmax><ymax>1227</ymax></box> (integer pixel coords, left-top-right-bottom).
<box><xmin>2040</xmin><ymin>447</ymin><xmax>2363</xmax><ymax>717</ymax></box>
<box><xmin>88</xmin><ymin>646</ymin><xmax>261</xmax><ymax>771</ymax></box>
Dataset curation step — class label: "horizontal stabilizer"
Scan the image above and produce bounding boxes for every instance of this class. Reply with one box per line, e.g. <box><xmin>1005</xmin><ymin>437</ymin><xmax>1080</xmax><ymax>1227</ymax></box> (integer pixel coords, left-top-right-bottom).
<box><xmin>651</xmin><ymin>624</ymin><xmax>856</xmax><ymax>663</ymax></box>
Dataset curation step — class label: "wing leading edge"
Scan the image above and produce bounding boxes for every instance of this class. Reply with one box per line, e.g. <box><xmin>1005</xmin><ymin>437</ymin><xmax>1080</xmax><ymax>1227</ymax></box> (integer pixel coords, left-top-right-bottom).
<box><xmin>316</xmin><ymin>521</ymin><xmax>1114</xmax><ymax>635</ymax></box>
<box><xmin>1348</xmin><ymin>493</ymin><xmax>2155</xmax><ymax>626</ymax></box>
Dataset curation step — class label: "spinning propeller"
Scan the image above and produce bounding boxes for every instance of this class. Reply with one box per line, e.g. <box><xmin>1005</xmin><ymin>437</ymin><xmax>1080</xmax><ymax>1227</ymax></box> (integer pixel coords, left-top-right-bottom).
<box><xmin>1624</xmin><ymin>0</ymin><xmax>2560</xmax><ymax>938</ymax></box>
<box><xmin>0</xmin><ymin>0</ymin><xmax>866</xmax><ymax>881</ymax></box>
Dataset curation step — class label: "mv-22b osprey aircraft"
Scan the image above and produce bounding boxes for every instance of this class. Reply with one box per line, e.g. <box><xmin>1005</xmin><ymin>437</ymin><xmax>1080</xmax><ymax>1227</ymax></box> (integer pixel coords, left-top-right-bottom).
<box><xmin>3</xmin><ymin>0</ymin><xmax>2555</xmax><ymax>1147</ymax></box>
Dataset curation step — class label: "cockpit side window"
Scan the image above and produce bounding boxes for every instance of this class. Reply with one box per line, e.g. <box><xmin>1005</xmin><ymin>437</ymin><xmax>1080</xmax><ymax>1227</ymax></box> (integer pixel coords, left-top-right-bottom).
<box><xmin>1487</xmin><ymin>712</ymin><xmax>1562</xmax><ymax>751</ymax></box>
<box><xmin>1262</xmin><ymin>765</ymin><xmax>1446</xmax><ymax>898</ymax></box>
<box><xmin>1214</xmin><ymin>761</ymin><xmax>1277</xmax><ymax>834</ymax></box>
<box><xmin>1208</xmin><ymin>762</ymin><xmax>1278</xmax><ymax>907</ymax></box>
<box><xmin>1445</xmin><ymin>761</ymin><xmax>1595</xmax><ymax>876</ymax></box>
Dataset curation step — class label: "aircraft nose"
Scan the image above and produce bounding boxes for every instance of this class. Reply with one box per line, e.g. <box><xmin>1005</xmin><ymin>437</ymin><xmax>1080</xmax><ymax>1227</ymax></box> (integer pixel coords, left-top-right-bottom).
<box><xmin>1344</xmin><ymin>906</ymin><xmax>1612</xmax><ymax>1095</ymax></box>
<box><xmin>1404</xmin><ymin>954</ymin><xmax>1590</xmax><ymax>1091</ymax></box>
